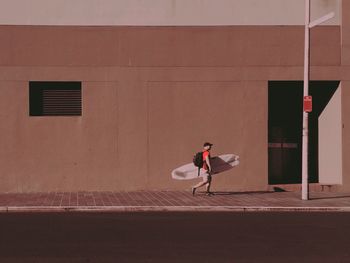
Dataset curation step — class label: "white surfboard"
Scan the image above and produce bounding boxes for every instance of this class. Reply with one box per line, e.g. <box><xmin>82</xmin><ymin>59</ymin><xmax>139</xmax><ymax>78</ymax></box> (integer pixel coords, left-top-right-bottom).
<box><xmin>171</xmin><ymin>153</ymin><xmax>239</xmax><ymax>180</ymax></box>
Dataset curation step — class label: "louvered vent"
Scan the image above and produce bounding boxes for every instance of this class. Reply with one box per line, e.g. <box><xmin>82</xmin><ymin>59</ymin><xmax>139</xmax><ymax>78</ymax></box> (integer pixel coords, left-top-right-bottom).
<box><xmin>29</xmin><ymin>82</ymin><xmax>82</xmax><ymax>116</ymax></box>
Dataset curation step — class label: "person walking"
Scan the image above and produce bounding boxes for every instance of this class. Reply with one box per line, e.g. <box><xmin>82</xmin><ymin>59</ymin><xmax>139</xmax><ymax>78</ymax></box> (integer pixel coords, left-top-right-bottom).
<box><xmin>191</xmin><ymin>142</ymin><xmax>214</xmax><ymax>196</ymax></box>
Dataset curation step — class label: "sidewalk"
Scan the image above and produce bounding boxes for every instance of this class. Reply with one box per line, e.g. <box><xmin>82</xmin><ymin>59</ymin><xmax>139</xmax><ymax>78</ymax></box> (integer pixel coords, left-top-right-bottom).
<box><xmin>1</xmin><ymin>190</ymin><xmax>350</xmax><ymax>212</ymax></box>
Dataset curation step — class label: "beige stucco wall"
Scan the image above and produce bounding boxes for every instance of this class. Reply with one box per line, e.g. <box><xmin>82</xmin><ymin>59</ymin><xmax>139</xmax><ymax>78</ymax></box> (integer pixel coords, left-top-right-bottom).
<box><xmin>0</xmin><ymin>23</ymin><xmax>347</xmax><ymax>192</ymax></box>
<box><xmin>0</xmin><ymin>73</ymin><xmax>269</xmax><ymax>192</ymax></box>
<box><xmin>0</xmin><ymin>26</ymin><xmax>341</xmax><ymax>67</ymax></box>
<box><xmin>0</xmin><ymin>81</ymin><xmax>120</xmax><ymax>191</ymax></box>
<box><xmin>0</xmin><ymin>0</ymin><xmax>341</xmax><ymax>26</ymax></box>
<box><xmin>147</xmin><ymin>81</ymin><xmax>267</xmax><ymax>191</ymax></box>
<box><xmin>0</xmin><ymin>0</ymin><xmax>347</xmax><ymax>193</ymax></box>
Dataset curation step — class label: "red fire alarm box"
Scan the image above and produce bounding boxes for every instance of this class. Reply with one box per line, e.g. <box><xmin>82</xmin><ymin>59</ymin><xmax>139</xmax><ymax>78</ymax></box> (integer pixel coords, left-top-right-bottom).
<box><xmin>304</xmin><ymin>96</ymin><xmax>312</xmax><ymax>112</ymax></box>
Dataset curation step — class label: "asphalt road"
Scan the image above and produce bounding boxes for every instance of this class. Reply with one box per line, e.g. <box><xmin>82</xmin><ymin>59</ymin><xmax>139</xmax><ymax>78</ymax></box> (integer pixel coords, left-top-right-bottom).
<box><xmin>0</xmin><ymin>212</ymin><xmax>350</xmax><ymax>263</ymax></box>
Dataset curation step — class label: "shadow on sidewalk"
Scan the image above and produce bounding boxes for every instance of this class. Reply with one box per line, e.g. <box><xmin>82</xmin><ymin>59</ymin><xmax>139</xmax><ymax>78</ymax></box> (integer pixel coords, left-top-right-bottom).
<box><xmin>212</xmin><ymin>187</ymin><xmax>288</xmax><ymax>196</ymax></box>
<box><xmin>212</xmin><ymin>191</ymin><xmax>275</xmax><ymax>196</ymax></box>
<box><xmin>309</xmin><ymin>195</ymin><xmax>350</xmax><ymax>201</ymax></box>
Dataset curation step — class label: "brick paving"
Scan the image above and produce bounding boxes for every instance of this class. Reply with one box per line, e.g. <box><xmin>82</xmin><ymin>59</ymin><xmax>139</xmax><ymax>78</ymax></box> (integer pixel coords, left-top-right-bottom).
<box><xmin>0</xmin><ymin>190</ymin><xmax>350</xmax><ymax>208</ymax></box>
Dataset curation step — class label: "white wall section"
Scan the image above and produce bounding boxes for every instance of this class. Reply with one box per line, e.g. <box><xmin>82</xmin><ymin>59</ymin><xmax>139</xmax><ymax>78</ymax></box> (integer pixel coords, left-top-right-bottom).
<box><xmin>0</xmin><ymin>0</ymin><xmax>341</xmax><ymax>26</ymax></box>
<box><xmin>319</xmin><ymin>84</ymin><xmax>342</xmax><ymax>185</ymax></box>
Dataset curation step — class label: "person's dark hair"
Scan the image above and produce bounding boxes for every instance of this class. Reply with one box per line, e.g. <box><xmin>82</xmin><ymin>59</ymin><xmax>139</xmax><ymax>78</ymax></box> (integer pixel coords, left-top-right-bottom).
<box><xmin>203</xmin><ymin>142</ymin><xmax>213</xmax><ymax>147</ymax></box>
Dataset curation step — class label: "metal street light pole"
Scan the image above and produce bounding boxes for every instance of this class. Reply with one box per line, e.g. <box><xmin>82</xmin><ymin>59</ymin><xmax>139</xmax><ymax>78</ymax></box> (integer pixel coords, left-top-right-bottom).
<box><xmin>302</xmin><ymin>0</ymin><xmax>334</xmax><ymax>200</ymax></box>
<box><xmin>302</xmin><ymin>0</ymin><xmax>310</xmax><ymax>201</ymax></box>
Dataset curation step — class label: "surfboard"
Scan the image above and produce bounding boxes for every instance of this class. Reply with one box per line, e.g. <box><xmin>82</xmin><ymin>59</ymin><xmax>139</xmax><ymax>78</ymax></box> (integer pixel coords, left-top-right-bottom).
<box><xmin>171</xmin><ymin>153</ymin><xmax>239</xmax><ymax>180</ymax></box>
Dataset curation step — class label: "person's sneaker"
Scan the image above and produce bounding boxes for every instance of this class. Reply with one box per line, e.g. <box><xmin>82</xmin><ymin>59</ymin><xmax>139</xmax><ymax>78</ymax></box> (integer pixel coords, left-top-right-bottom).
<box><xmin>191</xmin><ymin>187</ymin><xmax>196</xmax><ymax>196</ymax></box>
<box><xmin>206</xmin><ymin>191</ymin><xmax>214</xmax><ymax>196</ymax></box>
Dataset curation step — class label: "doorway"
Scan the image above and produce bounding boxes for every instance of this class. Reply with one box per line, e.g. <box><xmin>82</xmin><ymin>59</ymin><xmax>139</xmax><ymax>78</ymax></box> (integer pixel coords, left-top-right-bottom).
<box><xmin>268</xmin><ymin>81</ymin><xmax>340</xmax><ymax>185</ymax></box>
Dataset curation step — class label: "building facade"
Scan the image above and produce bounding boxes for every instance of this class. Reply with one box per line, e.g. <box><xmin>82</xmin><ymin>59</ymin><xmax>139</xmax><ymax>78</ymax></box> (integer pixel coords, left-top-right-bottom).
<box><xmin>0</xmin><ymin>0</ymin><xmax>349</xmax><ymax>192</ymax></box>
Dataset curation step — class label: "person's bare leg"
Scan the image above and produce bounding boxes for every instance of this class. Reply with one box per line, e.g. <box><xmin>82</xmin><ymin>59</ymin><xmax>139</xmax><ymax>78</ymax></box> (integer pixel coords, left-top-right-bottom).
<box><xmin>193</xmin><ymin>180</ymin><xmax>208</xmax><ymax>189</ymax></box>
<box><xmin>205</xmin><ymin>182</ymin><xmax>214</xmax><ymax>195</ymax></box>
<box><xmin>206</xmin><ymin>182</ymin><xmax>210</xmax><ymax>193</ymax></box>
<box><xmin>192</xmin><ymin>180</ymin><xmax>208</xmax><ymax>196</ymax></box>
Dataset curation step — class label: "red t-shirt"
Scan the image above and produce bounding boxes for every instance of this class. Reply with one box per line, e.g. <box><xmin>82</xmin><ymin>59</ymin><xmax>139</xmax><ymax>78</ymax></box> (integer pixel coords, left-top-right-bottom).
<box><xmin>202</xmin><ymin>150</ymin><xmax>210</xmax><ymax>170</ymax></box>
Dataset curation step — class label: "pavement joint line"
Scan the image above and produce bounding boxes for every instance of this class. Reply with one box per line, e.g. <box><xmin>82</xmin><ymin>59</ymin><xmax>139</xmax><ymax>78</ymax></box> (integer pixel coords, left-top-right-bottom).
<box><xmin>2</xmin><ymin>206</ymin><xmax>350</xmax><ymax>212</ymax></box>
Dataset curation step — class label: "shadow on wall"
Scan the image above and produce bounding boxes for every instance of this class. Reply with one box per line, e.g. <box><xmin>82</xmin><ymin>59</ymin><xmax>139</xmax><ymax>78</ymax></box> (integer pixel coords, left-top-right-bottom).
<box><xmin>211</xmin><ymin>156</ymin><xmax>238</xmax><ymax>175</ymax></box>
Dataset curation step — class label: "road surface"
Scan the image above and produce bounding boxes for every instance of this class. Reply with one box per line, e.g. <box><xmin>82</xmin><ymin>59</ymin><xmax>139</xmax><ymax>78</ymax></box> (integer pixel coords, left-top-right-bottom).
<box><xmin>0</xmin><ymin>212</ymin><xmax>350</xmax><ymax>262</ymax></box>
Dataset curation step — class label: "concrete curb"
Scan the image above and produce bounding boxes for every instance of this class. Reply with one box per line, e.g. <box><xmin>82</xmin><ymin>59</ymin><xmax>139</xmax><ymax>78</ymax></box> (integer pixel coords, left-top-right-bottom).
<box><xmin>2</xmin><ymin>206</ymin><xmax>350</xmax><ymax>213</ymax></box>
